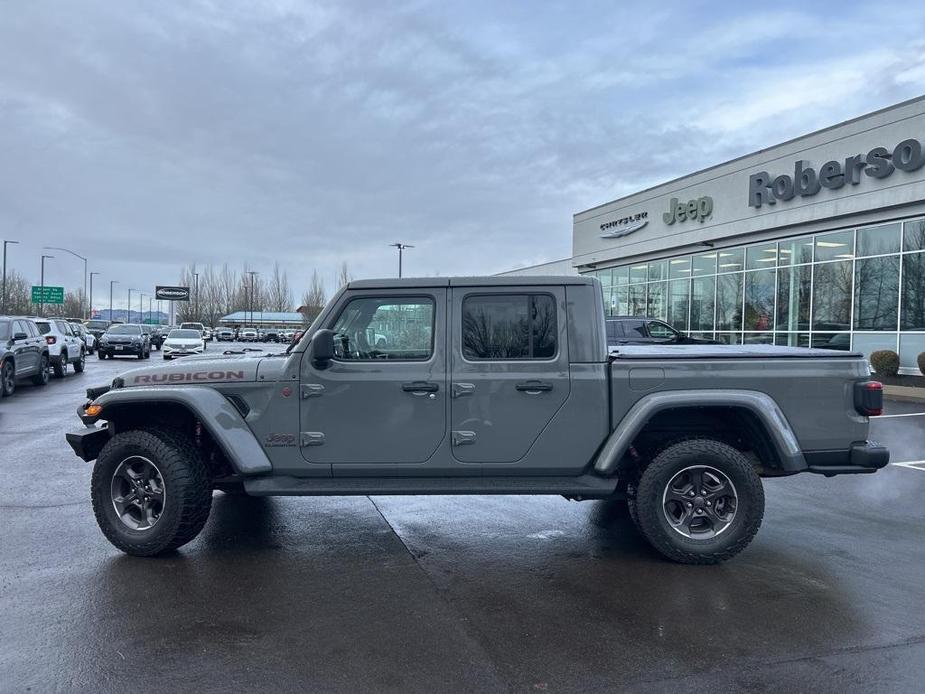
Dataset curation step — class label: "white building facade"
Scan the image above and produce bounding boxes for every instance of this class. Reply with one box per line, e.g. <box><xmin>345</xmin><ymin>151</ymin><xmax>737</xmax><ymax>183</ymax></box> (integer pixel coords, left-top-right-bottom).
<box><xmin>507</xmin><ymin>97</ymin><xmax>925</xmax><ymax>372</ymax></box>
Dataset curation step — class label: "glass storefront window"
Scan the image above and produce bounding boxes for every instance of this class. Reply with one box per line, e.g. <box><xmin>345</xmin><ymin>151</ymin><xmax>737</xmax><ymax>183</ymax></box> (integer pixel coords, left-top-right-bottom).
<box><xmin>596</xmin><ymin>269</ymin><xmax>613</xmax><ymax>289</ymax></box>
<box><xmin>668</xmin><ymin>257</ymin><xmax>691</xmax><ymax>279</ymax></box>
<box><xmin>853</xmin><ymin>256</ymin><xmax>899</xmax><ymax>330</ymax></box>
<box><xmin>812</xmin><ymin>260</ymin><xmax>852</xmax><ymax>330</ymax></box>
<box><xmin>691</xmin><ymin>277</ymin><xmax>715</xmax><ymax>332</ymax></box>
<box><xmin>775</xmin><ymin>333</ymin><xmax>810</xmax><ymax>348</ymax></box>
<box><xmin>904</xmin><ymin>219</ymin><xmax>925</xmax><ymax>252</ymax></box>
<box><xmin>612</xmin><ymin>266</ymin><xmax>629</xmax><ymax>285</ymax></box>
<box><xmin>812</xmin><ymin>333</ymin><xmax>851</xmax><ymax>350</ymax></box>
<box><xmin>647</xmin><ymin>281</ymin><xmax>667</xmax><ymax>320</ymax></box>
<box><xmin>857</xmin><ymin>223</ymin><xmax>901</xmax><ymax>257</ymax></box>
<box><xmin>648</xmin><ymin>260</ymin><xmax>668</xmax><ymax>282</ymax></box>
<box><xmin>744</xmin><ymin>269</ymin><xmax>775</xmax><ymax>331</ymax></box>
<box><xmin>717</xmin><ymin>248</ymin><xmax>744</xmax><ymax>273</ymax></box>
<box><xmin>716</xmin><ymin>273</ymin><xmax>743</xmax><ymax>331</ymax></box>
<box><xmin>814</xmin><ymin>230</ymin><xmax>854</xmax><ymax>262</ymax></box>
<box><xmin>613</xmin><ymin>286</ymin><xmax>629</xmax><ymax>316</ymax></box>
<box><xmin>777</xmin><ymin>265</ymin><xmax>811</xmax><ymax>332</ymax></box>
<box><xmin>778</xmin><ymin>237</ymin><xmax>814</xmax><ymax>265</ymax></box>
<box><xmin>629</xmin><ymin>263</ymin><xmax>648</xmax><ymax>283</ymax></box>
<box><xmin>746</xmin><ymin>243</ymin><xmax>777</xmax><ymax>270</ymax></box>
<box><xmin>668</xmin><ymin>279</ymin><xmax>690</xmax><ymax>331</ymax></box>
<box><xmin>901</xmin><ymin>252</ymin><xmax>925</xmax><ymax>330</ymax></box>
<box><xmin>900</xmin><ymin>334</ymin><xmax>925</xmax><ymax>369</ymax></box>
<box><xmin>743</xmin><ymin>333</ymin><xmax>773</xmax><ymax>344</ymax></box>
<box><xmin>692</xmin><ymin>252</ymin><xmax>717</xmax><ymax>276</ymax></box>
<box><xmin>627</xmin><ymin>284</ymin><xmax>646</xmax><ymax>316</ymax></box>
<box><xmin>715</xmin><ymin>333</ymin><xmax>742</xmax><ymax>345</ymax></box>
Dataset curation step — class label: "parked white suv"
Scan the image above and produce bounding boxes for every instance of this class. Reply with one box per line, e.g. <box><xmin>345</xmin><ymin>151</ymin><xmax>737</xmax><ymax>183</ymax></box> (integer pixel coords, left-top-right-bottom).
<box><xmin>33</xmin><ymin>318</ymin><xmax>86</xmax><ymax>377</ymax></box>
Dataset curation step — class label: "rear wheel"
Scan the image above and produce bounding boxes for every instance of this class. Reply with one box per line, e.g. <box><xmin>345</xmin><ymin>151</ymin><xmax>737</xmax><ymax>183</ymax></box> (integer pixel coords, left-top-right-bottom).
<box><xmin>1</xmin><ymin>360</ymin><xmax>15</xmax><ymax>397</ymax></box>
<box><xmin>98</xmin><ymin>351</ymin><xmax>107</xmax><ymax>360</ymax></box>
<box><xmin>74</xmin><ymin>350</ymin><xmax>86</xmax><ymax>373</ymax></box>
<box><xmin>91</xmin><ymin>429</ymin><xmax>212</xmax><ymax>556</ymax></box>
<box><xmin>633</xmin><ymin>438</ymin><xmax>764</xmax><ymax>564</ymax></box>
<box><xmin>53</xmin><ymin>352</ymin><xmax>67</xmax><ymax>378</ymax></box>
<box><xmin>31</xmin><ymin>355</ymin><xmax>49</xmax><ymax>385</ymax></box>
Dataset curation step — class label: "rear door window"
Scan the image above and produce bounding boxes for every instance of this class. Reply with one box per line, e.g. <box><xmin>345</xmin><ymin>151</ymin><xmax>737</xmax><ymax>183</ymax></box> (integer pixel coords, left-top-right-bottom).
<box><xmin>35</xmin><ymin>322</ymin><xmax>51</xmax><ymax>335</ymax></box>
<box><xmin>622</xmin><ymin>320</ymin><xmax>647</xmax><ymax>338</ymax></box>
<box><xmin>647</xmin><ymin>321</ymin><xmax>679</xmax><ymax>339</ymax></box>
<box><xmin>0</xmin><ymin>321</ymin><xmax>10</xmax><ymax>340</ymax></box>
<box><xmin>462</xmin><ymin>294</ymin><xmax>557</xmax><ymax>360</ymax></box>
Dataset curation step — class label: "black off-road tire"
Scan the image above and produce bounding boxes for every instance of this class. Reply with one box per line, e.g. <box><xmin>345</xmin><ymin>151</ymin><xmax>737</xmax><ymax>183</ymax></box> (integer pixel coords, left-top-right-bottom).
<box><xmin>98</xmin><ymin>351</ymin><xmax>106</xmax><ymax>360</ymax></box>
<box><xmin>91</xmin><ymin>428</ymin><xmax>213</xmax><ymax>556</ymax></box>
<box><xmin>53</xmin><ymin>352</ymin><xmax>67</xmax><ymax>378</ymax></box>
<box><xmin>1</xmin><ymin>359</ymin><xmax>15</xmax><ymax>397</ymax></box>
<box><xmin>31</xmin><ymin>355</ymin><xmax>49</xmax><ymax>385</ymax></box>
<box><xmin>634</xmin><ymin>438</ymin><xmax>764</xmax><ymax>564</ymax></box>
<box><xmin>626</xmin><ymin>483</ymin><xmax>640</xmax><ymax>528</ymax></box>
<box><xmin>74</xmin><ymin>350</ymin><xmax>85</xmax><ymax>373</ymax></box>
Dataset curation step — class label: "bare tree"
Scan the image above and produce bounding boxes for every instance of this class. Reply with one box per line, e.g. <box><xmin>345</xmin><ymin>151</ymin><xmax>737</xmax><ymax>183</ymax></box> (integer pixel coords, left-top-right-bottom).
<box><xmin>2</xmin><ymin>270</ymin><xmax>31</xmax><ymax>315</ymax></box>
<box><xmin>300</xmin><ymin>269</ymin><xmax>326</xmax><ymax>323</ymax></box>
<box><xmin>337</xmin><ymin>261</ymin><xmax>351</xmax><ymax>289</ymax></box>
<box><xmin>268</xmin><ymin>261</ymin><xmax>293</xmax><ymax>312</ymax></box>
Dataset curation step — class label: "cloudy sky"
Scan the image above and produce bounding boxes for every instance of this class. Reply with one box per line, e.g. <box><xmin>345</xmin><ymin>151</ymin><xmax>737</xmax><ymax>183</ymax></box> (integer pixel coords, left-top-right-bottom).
<box><xmin>1</xmin><ymin>0</ymin><xmax>924</xmax><ymax>309</ymax></box>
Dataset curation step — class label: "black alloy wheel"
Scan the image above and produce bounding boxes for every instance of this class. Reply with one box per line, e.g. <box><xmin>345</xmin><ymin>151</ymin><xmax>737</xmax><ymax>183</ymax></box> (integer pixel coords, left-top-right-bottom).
<box><xmin>31</xmin><ymin>355</ymin><xmax>49</xmax><ymax>385</ymax></box>
<box><xmin>1</xmin><ymin>360</ymin><xmax>15</xmax><ymax>397</ymax></box>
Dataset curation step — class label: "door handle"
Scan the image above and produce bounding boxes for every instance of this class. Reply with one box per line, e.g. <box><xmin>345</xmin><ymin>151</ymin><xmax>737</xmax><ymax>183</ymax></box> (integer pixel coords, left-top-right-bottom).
<box><xmin>515</xmin><ymin>380</ymin><xmax>553</xmax><ymax>393</ymax></box>
<box><xmin>401</xmin><ymin>381</ymin><xmax>439</xmax><ymax>393</ymax></box>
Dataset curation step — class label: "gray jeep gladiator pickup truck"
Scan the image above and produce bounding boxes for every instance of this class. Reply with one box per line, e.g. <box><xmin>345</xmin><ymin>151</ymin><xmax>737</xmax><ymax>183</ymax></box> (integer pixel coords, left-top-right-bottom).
<box><xmin>66</xmin><ymin>276</ymin><xmax>888</xmax><ymax>563</ymax></box>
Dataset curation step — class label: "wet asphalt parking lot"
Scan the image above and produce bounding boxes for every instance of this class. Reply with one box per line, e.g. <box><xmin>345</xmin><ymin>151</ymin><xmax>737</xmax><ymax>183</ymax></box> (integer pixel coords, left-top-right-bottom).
<box><xmin>1</xmin><ymin>347</ymin><xmax>924</xmax><ymax>693</ymax></box>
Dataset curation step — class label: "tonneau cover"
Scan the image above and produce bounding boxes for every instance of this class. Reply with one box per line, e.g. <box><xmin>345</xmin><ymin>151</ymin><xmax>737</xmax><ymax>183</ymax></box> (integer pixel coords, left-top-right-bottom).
<box><xmin>609</xmin><ymin>344</ymin><xmax>862</xmax><ymax>359</ymax></box>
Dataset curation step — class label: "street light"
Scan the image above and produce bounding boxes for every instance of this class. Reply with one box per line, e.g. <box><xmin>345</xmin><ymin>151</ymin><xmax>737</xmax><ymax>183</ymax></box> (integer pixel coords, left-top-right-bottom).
<box><xmin>138</xmin><ymin>292</ymin><xmax>145</xmax><ymax>323</ymax></box>
<box><xmin>2</xmin><ymin>239</ymin><xmax>20</xmax><ymax>314</ymax></box>
<box><xmin>89</xmin><ymin>272</ymin><xmax>100</xmax><ymax>319</ymax></box>
<box><xmin>389</xmin><ymin>243</ymin><xmax>414</xmax><ymax>278</ymax></box>
<box><xmin>193</xmin><ymin>272</ymin><xmax>199</xmax><ymax>323</ymax></box>
<box><xmin>109</xmin><ymin>280</ymin><xmax>119</xmax><ymax>321</ymax></box>
<box><xmin>247</xmin><ymin>271</ymin><xmax>259</xmax><ymax>327</ymax></box>
<box><xmin>40</xmin><ymin>255</ymin><xmax>54</xmax><ymax>317</ymax></box>
<box><xmin>44</xmin><ymin>246</ymin><xmax>88</xmax><ymax>319</ymax></box>
<box><xmin>128</xmin><ymin>288</ymin><xmax>138</xmax><ymax>322</ymax></box>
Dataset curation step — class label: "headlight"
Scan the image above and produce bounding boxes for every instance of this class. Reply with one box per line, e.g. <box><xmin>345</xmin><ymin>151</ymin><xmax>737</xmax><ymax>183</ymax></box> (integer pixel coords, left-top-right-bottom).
<box><xmin>101</xmin><ymin>337</ymin><xmax>109</xmax><ymax>344</ymax></box>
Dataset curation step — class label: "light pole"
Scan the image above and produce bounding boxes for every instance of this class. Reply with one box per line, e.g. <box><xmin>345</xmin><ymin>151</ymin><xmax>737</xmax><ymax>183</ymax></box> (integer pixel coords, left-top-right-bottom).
<box><xmin>109</xmin><ymin>280</ymin><xmax>119</xmax><ymax>321</ymax></box>
<box><xmin>2</xmin><ymin>239</ymin><xmax>20</xmax><ymax>314</ymax></box>
<box><xmin>247</xmin><ymin>271</ymin><xmax>259</xmax><ymax>327</ymax></box>
<box><xmin>193</xmin><ymin>272</ymin><xmax>199</xmax><ymax>323</ymax></box>
<box><xmin>138</xmin><ymin>292</ymin><xmax>145</xmax><ymax>323</ymax></box>
<box><xmin>89</xmin><ymin>272</ymin><xmax>100</xmax><ymax>319</ymax></box>
<box><xmin>40</xmin><ymin>254</ymin><xmax>54</xmax><ymax>317</ymax></box>
<box><xmin>44</xmin><ymin>246</ymin><xmax>88</xmax><ymax>318</ymax></box>
<box><xmin>389</xmin><ymin>243</ymin><xmax>414</xmax><ymax>278</ymax></box>
<box><xmin>128</xmin><ymin>288</ymin><xmax>138</xmax><ymax>322</ymax></box>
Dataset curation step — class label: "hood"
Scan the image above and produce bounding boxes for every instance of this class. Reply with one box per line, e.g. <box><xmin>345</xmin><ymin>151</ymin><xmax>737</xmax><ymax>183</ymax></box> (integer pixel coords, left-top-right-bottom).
<box><xmin>115</xmin><ymin>352</ymin><xmax>265</xmax><ymax>387</ymax></box>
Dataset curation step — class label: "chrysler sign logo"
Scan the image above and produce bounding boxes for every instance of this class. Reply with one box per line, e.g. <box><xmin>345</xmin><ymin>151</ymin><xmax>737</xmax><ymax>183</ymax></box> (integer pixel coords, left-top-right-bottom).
<box><xmin>155</xmin><ymin>285</ymin><xmax>191</xmax><ymax>301</ymax></box>
<box><xmin>600</xmin><ymin>211</ymin><xmax>648</xmax><ymax>238</ymax></box>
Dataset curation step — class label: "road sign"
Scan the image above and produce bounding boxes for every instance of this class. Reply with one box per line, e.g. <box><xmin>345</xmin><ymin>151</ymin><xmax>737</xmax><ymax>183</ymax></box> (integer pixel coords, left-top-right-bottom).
<box><xmin>31</xmin><ymin>286</ymin><xmax>64</xmax><ymax>304</ymax></box>
<box><xmin>155</xmin><ymin>285</ymin><xmax>190</xmax><ymax>301</ymax></box>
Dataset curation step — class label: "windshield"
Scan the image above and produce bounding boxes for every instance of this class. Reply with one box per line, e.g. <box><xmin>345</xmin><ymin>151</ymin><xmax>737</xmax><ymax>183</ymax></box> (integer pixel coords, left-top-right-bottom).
<box><xmin>168</xmin><ymin>329</ymin><xmax>200</xmax><ymax>339</ymax></box>
<box><xmin>86</xmin><ymin>321</ymin><xmax>109</xmax><ymax>329</ymax></box>
<box><xmin>108</xmin><ymin>325</ymin><xmax>142</xmax><ymax>335</ymax></box>
<box><xmin>180</xmin><ymin>323</ymin><xmax>202</xmax><ymax>330</ymax></box>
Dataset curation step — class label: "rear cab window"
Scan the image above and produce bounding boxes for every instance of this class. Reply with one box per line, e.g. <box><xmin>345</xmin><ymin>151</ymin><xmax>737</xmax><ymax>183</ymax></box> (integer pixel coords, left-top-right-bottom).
<box><xmin>461</xmin><ymin>294</ymin><xmax>557</xmax><ymax>360</ymax></box>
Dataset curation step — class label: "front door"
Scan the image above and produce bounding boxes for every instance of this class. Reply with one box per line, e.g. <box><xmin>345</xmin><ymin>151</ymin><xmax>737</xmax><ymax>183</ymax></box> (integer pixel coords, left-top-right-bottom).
<box><xmin>450</xmin><ymin>288</ymin><xmax>570</xmax><ymax>464</ymax></box>
<box><xmin>300</xmin><ymin>289</ymin><xmax>447</xmax><ymax>467</ymax></box>
<box><xmin>11</xmin><ymin>320</ymin><xmax>39</xmax><ymax>373</ymax></box>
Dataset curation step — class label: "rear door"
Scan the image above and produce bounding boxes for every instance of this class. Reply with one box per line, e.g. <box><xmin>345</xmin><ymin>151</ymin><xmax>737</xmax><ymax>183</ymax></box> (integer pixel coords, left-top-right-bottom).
<box><xmin>450</xmin><ymin>287</ymin><xmax>570</xmax><ymax>463</ymax></box>
<box><xmin>11</xmin><ymin>321</ymin><xmax>38</xmax><ymax>373</ymax></box>
<box><xmin>300</xmin><ymin>289</ymin><xmax>447</xmax><ymax>467</ymax></box>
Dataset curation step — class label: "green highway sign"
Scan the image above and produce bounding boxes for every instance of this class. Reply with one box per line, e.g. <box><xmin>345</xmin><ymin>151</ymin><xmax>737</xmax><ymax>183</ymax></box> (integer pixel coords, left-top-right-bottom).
<box><xmin>31</xmin><ymin>285</ymin><xmax>65</xmax><ymax>304</ymax></box>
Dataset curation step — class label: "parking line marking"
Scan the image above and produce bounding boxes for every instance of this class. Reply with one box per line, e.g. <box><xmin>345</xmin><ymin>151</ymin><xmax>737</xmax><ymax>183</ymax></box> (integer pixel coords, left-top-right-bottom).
<box><xmin>892</xmin><ymin>460</ymin><xmax>925</xmax><ymax>471</ymax></box>
<box><xmin>875</xmin><ymin>412</ymin><xmax>925</xmax><ymax>419</ymax></box>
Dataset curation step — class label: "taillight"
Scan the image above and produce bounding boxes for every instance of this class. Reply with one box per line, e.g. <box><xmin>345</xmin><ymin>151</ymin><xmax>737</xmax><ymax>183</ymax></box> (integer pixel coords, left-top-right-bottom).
<box><xmin>854</xmin><ymin>380</ymin><xmax>883</xmax><ymax>417</ymax></box>
<box><xmin>45</xmin><ymin>336</ymin><xmax>56</xmax><ymax>345</ymax></box>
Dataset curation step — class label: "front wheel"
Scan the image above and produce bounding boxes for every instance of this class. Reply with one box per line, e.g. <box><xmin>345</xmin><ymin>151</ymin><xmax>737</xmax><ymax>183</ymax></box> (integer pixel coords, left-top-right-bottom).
<box><xmin>1</xmin><ymin>360</ymin><xmax>15</xmax><ymax>397</ymax></box>
<box><xmin>91</xmin><ymin>429</ymin><xmax>213</xmax><ymax>556</ymax></box>
<box><xmin>633</xmin><ymin>439</ymin><xmax>764</xmax><ymax>564</ymax></box>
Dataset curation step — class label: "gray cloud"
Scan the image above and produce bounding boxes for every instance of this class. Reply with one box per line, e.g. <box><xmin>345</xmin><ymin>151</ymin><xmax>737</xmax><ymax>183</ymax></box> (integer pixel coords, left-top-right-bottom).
<box><xmin>1</xmin><ymin>0</ymin><xmax>923</xmax><ymax>306</ymax></box>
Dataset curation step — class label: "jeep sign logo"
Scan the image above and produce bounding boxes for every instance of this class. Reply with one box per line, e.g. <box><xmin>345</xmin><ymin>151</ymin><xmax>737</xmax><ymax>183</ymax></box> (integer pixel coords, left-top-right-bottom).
<box><xmin>155</xmin><ymin>285</ymin><xmax>191</xmax><ymax>301</ymax></box>
<box><xmin>748</xmin><ymin>138</ymin><xmax>925</xmax><ymax>208</ymax></box>
<box><xmin>662</xmin><ymin>196</ymin><xmax>713</xmax><ymax>225</ymax></box>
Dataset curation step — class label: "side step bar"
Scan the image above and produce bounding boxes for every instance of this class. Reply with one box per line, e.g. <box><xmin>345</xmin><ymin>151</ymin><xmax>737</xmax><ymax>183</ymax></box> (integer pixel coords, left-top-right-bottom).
<box><xmin>243</xmin><ymin>474</ymin><xmax>619</xmax><ymax>498</ymax></box>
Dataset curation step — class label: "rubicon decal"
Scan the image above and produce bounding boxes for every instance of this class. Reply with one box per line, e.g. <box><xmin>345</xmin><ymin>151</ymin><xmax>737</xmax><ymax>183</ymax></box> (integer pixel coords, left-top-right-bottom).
<box><xmin>133</xmin><ymin>370</ymin><xmax>246</xmax><ymax>384</ymax></box>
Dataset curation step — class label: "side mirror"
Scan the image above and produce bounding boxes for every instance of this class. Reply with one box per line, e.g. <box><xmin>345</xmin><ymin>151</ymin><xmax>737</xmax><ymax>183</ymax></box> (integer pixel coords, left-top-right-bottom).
<box><xmin>13</xmin><ymin>332</ymin><xmax>28</xmax><ymax>342</ymax></box>
<box><xmin>309</xmin><ymin>329</ymin><xmax>335</xmax><ymax>367</ymax></box>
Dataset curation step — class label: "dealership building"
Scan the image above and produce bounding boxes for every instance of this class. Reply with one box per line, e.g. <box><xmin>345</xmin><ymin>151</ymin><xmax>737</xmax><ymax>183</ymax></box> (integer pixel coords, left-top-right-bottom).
<box><xmin>504</xmin><ymin>97</ymin><xmax>925</xmax><ymax>372</ymax></box>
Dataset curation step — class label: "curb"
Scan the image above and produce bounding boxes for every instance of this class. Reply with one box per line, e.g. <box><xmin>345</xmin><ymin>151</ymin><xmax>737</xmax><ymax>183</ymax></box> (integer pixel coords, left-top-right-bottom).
<box><xmin>883</xmin><ymin>384</ymin><xmax>925</xmax><ymax>403</ymax></box>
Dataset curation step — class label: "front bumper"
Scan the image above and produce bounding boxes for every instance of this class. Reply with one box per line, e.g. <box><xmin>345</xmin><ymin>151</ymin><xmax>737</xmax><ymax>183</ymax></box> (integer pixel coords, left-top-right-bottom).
<box><xmin>100</xmin><ymin>343</ymin><xmax>144</xmax><ymax>356</ymax></box>
<box><xmin>804</xmin><ymin>441</ymin><xmax>890</xmax><ymax>476</ymax></box>
<box><xmin>66</xmin><ymin>425</ymin><xmax>110</xmax><ymax>462</ymax></box>
<box><xmin>162</xmin><ymin>347</ymin><xmax>203</xmax><ymax>358</ymax></box>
